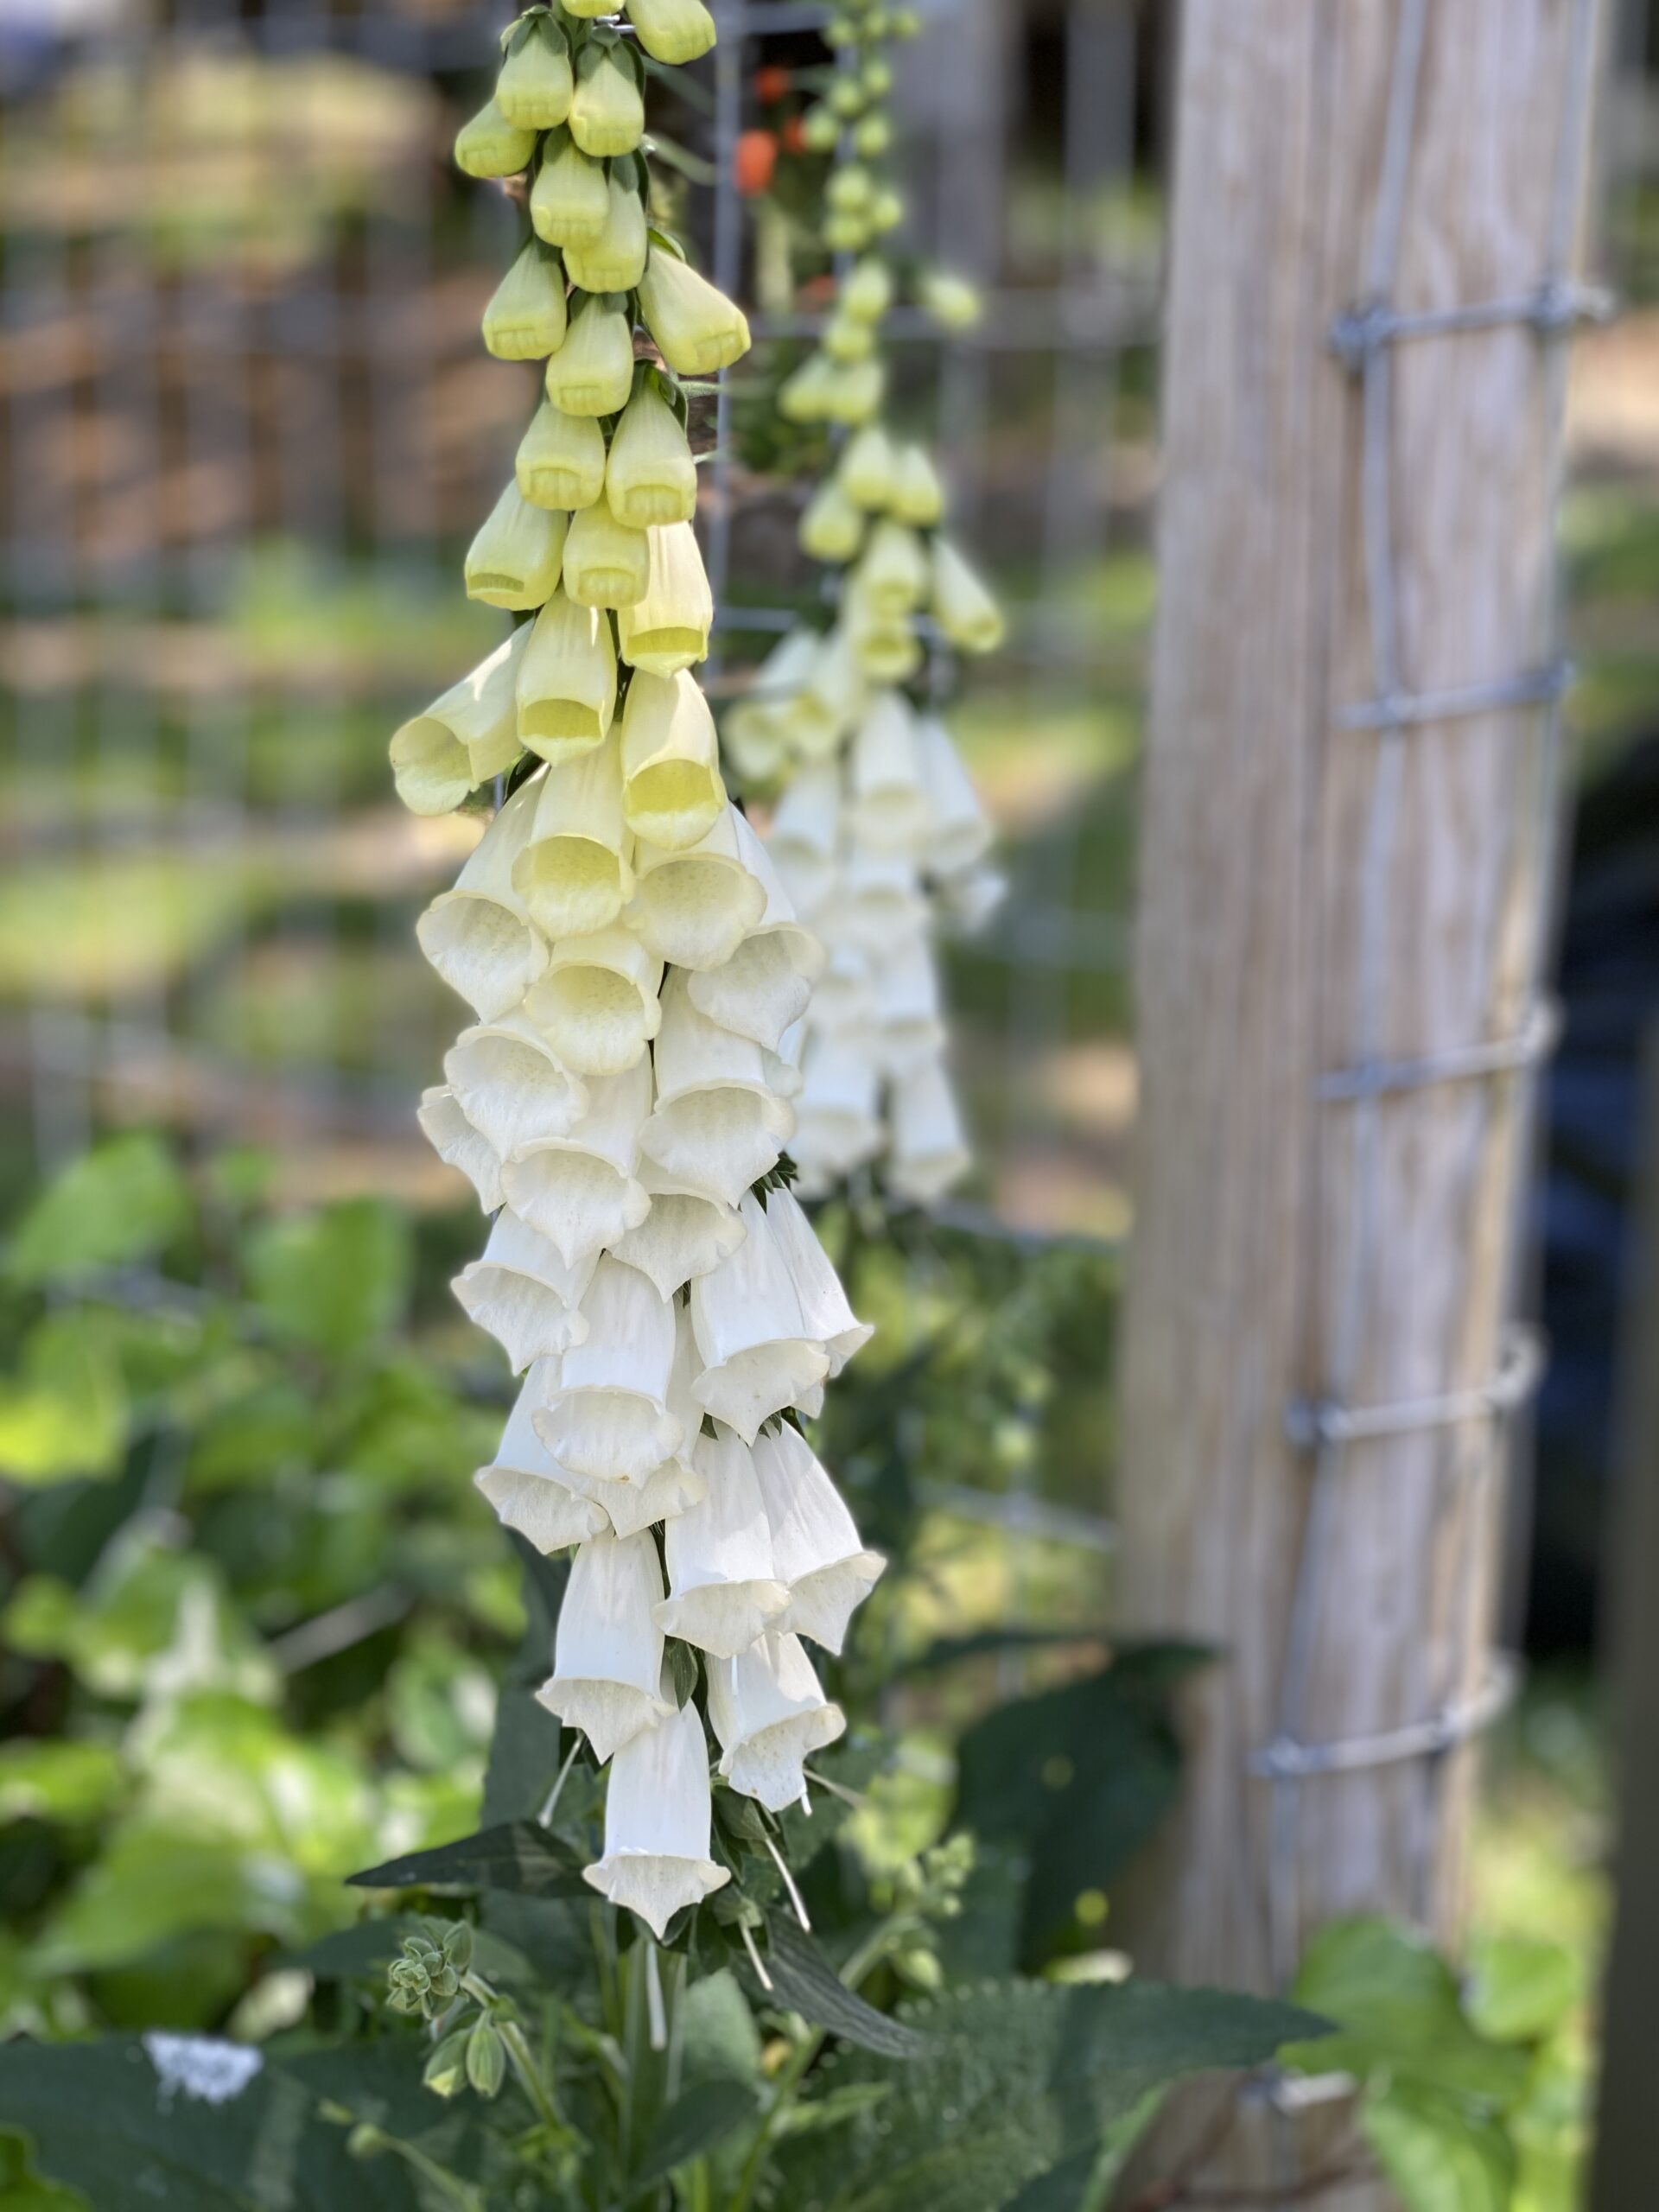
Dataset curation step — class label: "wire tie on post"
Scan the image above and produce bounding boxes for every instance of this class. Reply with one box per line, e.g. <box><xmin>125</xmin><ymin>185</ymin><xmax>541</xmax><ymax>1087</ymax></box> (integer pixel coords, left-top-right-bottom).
<box><xmin>1285</xmin><ymin>1325</ymin><xmax>1544</xmax><ymax>1452</ymax></box>
<box><xmin>1318</xmin><ymin>994</ymin><xmax>1560</xmax><ymax>1103</ymax></box>
<box><xmin>1340</xmin><ymin>658</ymin><xmax>1573</xmax><ymax>732</ymax></box>
<box><xmin>1249</xmin><ymin>1652</ymin><xmax>1520</xmax><ymax>1780</ymax></box>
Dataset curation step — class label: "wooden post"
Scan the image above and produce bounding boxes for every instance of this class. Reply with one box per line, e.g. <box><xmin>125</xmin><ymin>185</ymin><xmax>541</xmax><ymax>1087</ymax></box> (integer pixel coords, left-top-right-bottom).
<box><xmin>1117</xmin><ymin>0</ymin><xmax>1601</xmax><ymax>2194</ymax></box>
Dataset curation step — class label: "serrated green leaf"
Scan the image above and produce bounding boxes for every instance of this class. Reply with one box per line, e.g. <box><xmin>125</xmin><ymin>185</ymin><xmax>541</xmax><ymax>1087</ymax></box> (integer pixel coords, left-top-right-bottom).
<box><xmin>347</xmin><ymin>1821</ymin><xmax>590</xmax><ymax>1899</ymax></box>
<box><xmin>1363</xmin><ymin>2082</ymin><xmax>1516</xmax><ymax>2212</ymax></box>
<box><xmin>7</xmin><ymin>1135</ymin><xmax>192</xmax><ymax>1287</ymax></box>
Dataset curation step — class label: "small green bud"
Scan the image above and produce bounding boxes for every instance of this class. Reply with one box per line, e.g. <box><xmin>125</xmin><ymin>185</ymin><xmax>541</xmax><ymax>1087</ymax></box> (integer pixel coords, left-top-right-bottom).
<box><xmin>839</xmin><ymin>424</ymin><xmax>896</xmax><ymax>508</ymax></box>
<box><xmin>639</xmin><ymin>246</ymin><xmax>751</xmax><ymax>376</ymax></box>
<box><xmin>799</xmin><ymin>477</ymin><xmax>866</xmax><ymax>563</ymax></box>
<box><xmin>861</xmin><ymin>56</ymin><xmax>893</xmax><ymax>97</ymax></box>
<box><xmin>517</xmin><ymin>397</ymin><xmax>608</xmax><ymax>510</ymax></box>
<box><xmin>826</xmin><ymin>164</ymin><xmax>874</xmax><ymax>213</ymax></box>
<box><xmin>889</xmin><ymin>442</ymin><xmax>944</xmax><ymax>527</ymax></box>
<box><xmin>921</xmin><ymin>267</ymin><xmax>982</xmax><ymax>331</ymax></box>
<box><xmin>868</xmin><ymin>187</ymin><xmax>905</xmax><ymax>234</ymax></box>
<box><xmin>543</xmin><ymin>291</ymin><xmax>637</xmax><ymax>417</ymax></box>
<box><xmin>454</xmin><ymin>97</ymin><xmax>537</xmax><ymax>181</ymax></box>
<box><xmin>423</xmin><ymin>2026</ymin><xmax>473</xmax><ymax>2099</ymax></box>
<box><xmin>564</xmin><ymin>174</ymin><xmax>649</xmax><ymax>294</ymax></box>
<box><xmin>531</xmin><ymin>129</ymin><xmax>611</xmax><ymax>248</ymax></box>
<box><xmin>607</xmin><ymin>379</ymin><xmax>698</xmax><ymax>528</ymax></box>
<box><xmin>481</xmin><ymin>240</ymin><xmax>569</xmax><ymax>362</ymax></box>
<box><xmin>466</xmin><ymin>2018</ymin><xmax>508</xmax><ymax>2099</ymax></box>
<box><xmin>496</xmin><ymin>19</ymin><xmax>574</xmax><ymax>130</ymax></box>
<box><xmin>777</xmin><ymin>349</ymin><xmax>840</xmax><ymax>424</ymax></box>
<box><xmin>854</xmin><ymin>112</ymin><xmax>891</xmax><ymax>158</ymax></box>
<box><xmin>829</xmin><ymin>77</ymin><xmax>867</xmax><ymax>119</ymax></box>
<box><xmin>800</xmin><ymin>104</ymin><xmax>839</xmax><ymax>152</ymax></box>
<box><xmin>823</xmin><ymin>311</ymin><xmax>875</xmax><ymax>364</ymax></box>
<box><xmin>931</xmin><ymin>536</ymin><xmax>1003</xmax><ymax>653</ymax></box>
<box><xmin>823</xmin><ymin>212</ymin><xmax>873</xmax><ymax>254</ymax></box>
<box><xmin>824</xmin><ymin>16</ymin><xmax>858</xmax><ymax>48</ymax></box>
<box><xmin>841</xmin><ymin>255</ymin><xmax>893</xmax><ymax>322</ymax></box>
<box><xmin>890</xmin><ymin>5</ymin><xmax>922</xmax><ymax>33</ymax></box>
<box><xmin>820</xmin><ymin>356</ymin><xmax>885</xmax><ymax>424</ymax></box>
<box><xmin>569</xmin><ymin>41</ymin><xmax>645</xmax><ymax>160</ymax></box>
<box><xmin>441</xmin><ymin>1922</ymin><xmax>474</xmax><ymax>1972</ymax></box>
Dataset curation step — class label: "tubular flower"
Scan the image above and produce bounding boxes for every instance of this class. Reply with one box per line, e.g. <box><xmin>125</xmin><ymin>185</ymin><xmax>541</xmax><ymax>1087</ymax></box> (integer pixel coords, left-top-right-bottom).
<box><xmin>638</xmin><ymin>247</ymin><xmax>751</xmax><ymax>376</ymax></box>
<box><xmin>454</xmin><ymin>97</ymin><xmax>536</xmax><ymax>180</ymax></box>
<box><xmin>481</xmin><ymin>240</ymin><xmax>569</xmax><ymax>361</ymax></box>
<box><xmin>799</xmin><ymin>478</ymin><xmax>866</xmax><ymax>564</ymax></box>
<box><xmin>931</xmin><ymin>537</ymin><xmax>1005</xmax><ymax>653</ymax></box>
<box><xmin>424</xmin><ymin>3</ymin><xmax>886</xmax><ymax>1946</ymax></box>
<box><xmin>516</xmin><ymin>399</ymin><xmax>608</xmax><ymax>512</ymax></box>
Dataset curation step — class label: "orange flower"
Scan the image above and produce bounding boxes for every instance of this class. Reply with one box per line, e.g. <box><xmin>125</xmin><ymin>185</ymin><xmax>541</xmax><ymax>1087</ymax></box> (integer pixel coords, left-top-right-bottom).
<box><xmin>753</xmin><ymin>63</ymin><xmax>792</xmax><ymax>103</ymax></box>
<box><xmin>734</xmin><ymin>128</ymin><xmax>779</xmax><ymax>196</ymax></box>
<box><xmin>781</xmin><ymin>114</ymin><xmax>807</xmax><ymax>155</ymax></box>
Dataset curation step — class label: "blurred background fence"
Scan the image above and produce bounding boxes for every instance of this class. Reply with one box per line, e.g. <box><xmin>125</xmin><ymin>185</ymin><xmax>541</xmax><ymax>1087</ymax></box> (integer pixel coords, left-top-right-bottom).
<box><xmin>2</xmin><ymin>0</ymin><xmax>1658</xmax><ymax>1650</ymax></box>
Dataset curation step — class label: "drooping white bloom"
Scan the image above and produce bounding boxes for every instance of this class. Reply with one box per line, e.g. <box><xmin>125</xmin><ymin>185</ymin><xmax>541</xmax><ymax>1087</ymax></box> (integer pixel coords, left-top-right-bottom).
<box><xmin>444</xmin><ymin>1007</ymin><xmax>588</xmax><ymax>1161</ymax></box>
<box><xmin>617</xmin><ymin>523</ymin><xmax>714</xmax><ymax>677</ymax></box>
<box><xmin>416</xmin><ymin>776</ymin><xmax>549</xmax><ymax>1021</ymax></box>
<box><xmin>842</xmin><ymin>843</ymin><xmax>927</xmax><ymax>952</ymax></box>
<box><xmin>501</xmin><ymin>1058</ymin><xmax>652</xmax><ymax>1266</ymax></box>
<box><xmin>931</xmin><ymin>537</ymin><xmax>1005</xmax><ymax>654</ymax></box>
<box><xmin>625</xmin><ymin>807</ymin><xmax>767</xmax><ymax>970</ymax></box>
<box><xmin>537</xmin><ymin>1531</ymin><xmax>672</xmax><ymax>1761</ymax></box>
<box><xmin>582</xmin><ymin>1693</ymin><xmax>729</xmax><ymax>1939</ymax></box>
<box><xmin>417</xmin><ymin>1085</ymin><xmax>505</xmax><ymax>1214</ymax></box>
<box><xmin>936</xmin><ymin>862</ymin><xmax>1007</xmax><ymax>933</ymax></box>
<box><xmin>390</xmin><ymin>627</ymin><xmax>526</xmax><ymax>816</ymax></box>
<box><xmin>849</xmin><ymin>690</ymin><xmax>929</xmax><ymax>854</ymax></box>
<box><xmin>912</xmin><ymin>714</ymin><xmax>994</xmax><ymax>877</ymax></box>
<box><xmin>544</xmin><ymin>1304</ymin><xmax>707</xmax><ymax>1536</ymax></box>
<box><xmin>790</xmin><ymin>1033</ymin><xmax>883</xmax><ymax>1194</ymax></box>
<box><xmin>474</xmin><ymin>1375</ymin><xmax>610</xmax><ymax>1552</ymax></box>
<box><xmin>611</xmin><ymin>1160</ymin><xmax>747</xmax><ymax>1300</ymax></box>
<box><xmin>705</xmin><ymin>1632</ymin><xmax>846</xmax><ymax>1809</ymax></box>
<box><xmin>766</xmin><ymin>762</ymin><xmax>841</xmax><ymax>917</ymax></box>
<box><xmin>760</xmin><ymin>1186</ymin><xmax>873</xmax><ymax>1376</ymax></box>
<box><xmin>639</xmin><ymin>970</ymin><xmax>794</xmax><ymax>1207</ymax></box>
<box><xmin>620</xmin><ymin>670</ymin><xmax>725</xmax><ymax>851</ymax></box>
<box><xmin>535</xmin><ymin>1254</ymin><xmax>683</xmax><ymax>1480</ymax></box>
<box><xmin>655</xmin><ymin>1424</ymin><xmax>788</xmax><ymax>1656</ymax></box>
<box><xmin>452</xmin><ymin>1207</ymin><xmax>596</xmax><ymax>1370</ymax></box>
<box><xmin>518</xmin><ymin>590</ymin><xmax>618</xmax><ymax>762</ymax></box>
<box><xmin>466</xmin><ymin>480</ymin><xmax>568</xmax><ymax>610</ymax></box>
<box><xmin>524</xmin><ymin>924</ymin><xmax>663</xmax><ymax>1076</ymax></box>
<box><xmin>887</xmin><ymin>1056</ymin><xmax>970</xmax><ymax>1205</ymax></box>
<box><xmin>871</xmin><ymin>930</ymin><xmax>944</xmax><ymax>1071</ymax></box>
<box><xmin>686</xmin><ymin>815</ymin><xmax>823</xmax><ymax>1052</ymax></box>
<box><xmin>750</xmin><ymin>1422</ymin><xmax>885</xmax><ymax>1655</ymax></box>
<box><xmin>512</xmin><ymin>733</ymin><xmax>634</xmax><ymax>939</ymax></box>
<box><xmin>689</xmin><ymin>1192</ymin><xmax>831</xmax><ymax>1442</ymax></box>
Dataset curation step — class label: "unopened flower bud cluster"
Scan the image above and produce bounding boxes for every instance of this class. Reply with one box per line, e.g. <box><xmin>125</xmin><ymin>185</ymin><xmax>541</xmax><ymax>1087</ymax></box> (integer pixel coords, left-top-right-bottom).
<box><xmin>395</xmin><ymin>0</ymin><xmax>885</xmax><ymax>1942</ymax></box>
<box><xmin>722</xmin><ymin>0</ymin><xmax>1003</xmax><ymax>1204</ymax></box>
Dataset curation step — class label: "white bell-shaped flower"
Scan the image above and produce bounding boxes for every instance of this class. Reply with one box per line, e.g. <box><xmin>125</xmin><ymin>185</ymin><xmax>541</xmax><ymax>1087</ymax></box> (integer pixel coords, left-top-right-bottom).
<box><xmin>416</xmin><ymin>776</ymin><xmax>549</xmax><ymax>1021</ymax></box>
<box><xmin>452</xmin><ymin>1206</ymin><xmax>596</xmax><ymax>1370</ymax></box>
<box><xmin>391</xmin><ymin>627</ymin><xmax>526</xmax><ymax>815</ymax></box>
<box><xmin>639</xmin><ymin>970</ymin><xmax>794</xmax><ymax>1206</ymax></box>
<box><xmin>611</xmin><ymin>1160</ymin><xmax>747</xmax><ymax>1300</ymax></box>
<box><xmin>766</xmin><ymin>762</ymin><xmax>841</xmax><ymax>917</ymax></box>
<box><xmin>465</xmin><ymin>480</ymin><xmax>568</xmax><ymax>610</ymax></box>
<box><xmin>655</xmin><ymin>1424</ymin><xmax>789</xmax><ymax>1656</ymax></box>
<box><xmin>849</xmin><ymin>690</ymin><xmax>930</xmax><ymax>853</ymax></box>
<box><xmin>518</xmin><ymin>590</ymin><xmax>618</xmax><ymax>763</ymax></box>
<box><xmin>625</xmin><ymin>806</ymin><xmax>767</xmax><ymax>970</ymax></box>
<box><xmin>517</xmin><ymin>398</ymin><xmax>608</xmax><ymax>512</ymax></box>
<box><xmin>686</xmin><ymin>815</ymin><xmax>823</xmax><ymax>1052</ymax></box>
<box><xmin>689</xmin><ymin>1192</ymin><xmax>831</xmax><ymax>1441</ymax></box>
<box><xmin>888</xmin><ymin>1056</ymin><xmax>970</xmax><ymax>1204</ymax></box>
<box><xmin>512</xmin><ymin>730</ymin><xmax>634</xmax><ymax>939</ymax></box>
<box><xmin>750</xmin><ymin>1423</ymin><xmax>885</xmax><ymax>1655</ymax></box>
<box><xmin>791</xmin><ymin>1033</ymin><xmax>883</xmax><ymax>1192</ymax></box>
<box><xmin>913</xmin><ymin>715</ymin><xmax>993</xmax><ymax>877</ymax></box>
<box><xmin>535</xmin><ymin>1254</ymin><xmax>683</xmax><ymax>1481</ymax></box>
<box><xmin>444</xmin><ymin>1007</ymin><xmax>588</xmax><ymax>1161</ymax></box>
<box><xmin>537</xmin><ymin>1530</ymin><xmax>673</xmax><ymax>1762</ymax></box>
<box><xmin>806</xmin><ymin>932</ymin><xmax>876</xmax><ymax>1034</ymax></box>
<box><xmin>582</xmin><ymin>1694</ymin><xmax>729</xmax><ymax>1939</ymax></box>
<box><xmin>524</xmin><ymin>925</ymin><xmax>663</xmax><ymax>1076</ymax></box>
<box><xmin>474</xmin><ymin>1376</ymin><xmax>610</xmax><ymax>1552</ymax></box>
<box><xmin>931</xmin><ymin>537</ymin><xmax>1004</xmax><ymax>655</ymax></box>
<box><xmin>417</xmin><ymin>1085</ymin><xmax>505</xmax><ymax>1214</ymax></box>
<box><xmin>790</xmin><ymin>626</ymin><xmax>863</xmax><ymax>758</ymax></box>
<box><xmin>872</xmin><ymin>930</ymin><xmax>945</xmax><ymax>1070</ymax></box>
<box><xmin>852</xmin><ymin>519</ymin><xmax>930</xmax><ymax>619</ymax></box>
<box><xmin>620</xmin><ymin>670</ymin><xmax>725</xmax><ymax>851</ymax></box>
<box><xmin>765</xmin><ymin>1021</ymin><xmax>805</xmax><ymax>1104</ymax></box>
<box><xmin>842</xmin><ymin>843</ymin><xmax>928</xmax><ymax>953</ymax></box>
<box><xmin>936</xmin><ymin>861</ymin><xmax>1007</xmax><ymax>933</ymax></box>
<box><xmin>705</xmin><ymin>1632</ymin><xmax>846</xmax><ymax>1810</ymax></box>
<box><xmin>617</xmin><ymin>522</ymin><xmax>714</xmax><ymax>678</ymax></box>
<box><xmin>760</xmin><ymin>1186</ymin><xmax>873</xmax><ymax>1376</ymax></box>
<box><xmin>501</xmin><ymin>1058</ymin><xmax>652</xmax><ymax>1266</ymax></box>
<box><xmin>546</xmin><ymin>1306</ymin><xmax>708</xmax><ymax>1537</ymax></box>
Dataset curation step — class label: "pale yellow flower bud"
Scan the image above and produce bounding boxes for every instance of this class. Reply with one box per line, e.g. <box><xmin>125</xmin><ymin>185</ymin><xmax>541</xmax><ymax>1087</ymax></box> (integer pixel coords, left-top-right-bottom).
<box><xmin>517</xmin><ymin>399</ymin><xmax>608</xmax><ymax>512</ymax></box>
<box><xmin>778</xmin><ymin>351</ymin><xmax>839</xmax><ymax>425</ymax></box>
<box><xmin>496</xmin><ymin>19</ymin><xmax>574</xmax><ymax>130</ymax></box>
<box><xmin>563</xmin><ymin>493</ymin><xmax>651</xmax><ymax>609</ymax></box>
<box><xmin>799</xmin><ymin>105</ymin><xmax>838</xmax><ymax>153</ymax></box>
<box><xmin>798</xmin><ymin>478</ymin><xmax>865</xmax><ymax>564</ymax></box>
<box><xmin>625</xmin><ymin>0</ymin><xmax>717</xmax><ymax>65</ymax></box>
<box><xmin>931</xmin><ymin>537</ymin><xmax>1003</xmax><ymax>653</ymax></box>
<box><xmin>530</xmin><ymin>130</ymin><xmax>610</xmax><ymax>248</ymax></box>
<box><xmin>921</xmin><ymin>268</ymin><xmax>982</xmax><ymax>331</ymax></box>
<box><xmin>512</xmin><ymin>731</ymin><xmax>634</xmax><ymax>937</ymax></box>
<box><xmin>518</xmin><ymin>589</ymin><xmax>619</xmax><ymax>758</ymax></box>
<box><xmin>826</xmin><ymin>165</ymin><xmax>874</xmax><ymax>215</ymax></box>
<box><xmin>616</xmin><ymin>522</ymin><xmax>712</xmax><ymax>677</ymax></box>
<box><xmin>481</xmin><ymin>240</ymin><xmax>569</xmax><ymax>362</ymax></box>
<box><xmin>569</xmin><ymin>43</ymin><xmax>645</xmax><ymax>160</ymax></box>
<box><xmin>838</xmin><ymin>423</ymin><xmax>896</xmax><ymax>510</ymax></box>
<box><xmin>621</xmin><ymin>669</ymin><xmax>725</xmax><ymax>851</ymax></box>
<box><xmin>563</xmin><ymin>172</ymin><xmax>648</xmax><ymax>294</ymax></box>
<box><xmin>855</xmin><ymin>517</ymin><xmax>929</xmax><ymax>616</ymax></box>
<box><xmin>890</xmin><ymin>443</ymin><xmax>944</xmax><ymax>527</ymax></box>
<box><xmin>563</xmin><ymin>0</ymin><xmax>615</xmax><ymax>15</ymax></box>
<box><xmin>454</xmin><ymin>97</ymin><xmax>536</xmax><ymax>180</ymax></box>
<box><xmin>868</xmin><ymin>188</ymin><xmax>905</xmax><ymax>236</ymax></box>
<box><xmin>543</xmin><ymin>292</ymin><xmax>636</xmax><ymax>418</ymax></box>
<box><xmin>862</xmin><ymin>55</ymin><xmax>893</xmax><ymax>97</ymax></box>
<box><xmin>606</xmin><ymin>379</ymin><xmax>697</xmax><ymax>528</ymax></box>
<box><xmin>639</xmin><ymin>246</ymin><xmax>750</xmax><ymax>376</ymax></box>
<box><xmin>822</xmin><ymin>312</ymin><xmax>875</xmax><ymax>364</ymax></box>
<box><xmin>823</xmin><ymin>213</ymin><xmax>873</xmax><ymax>256</ymax></box>
<box><xmin>466</xmin><ymin>482</ymin><xmax>569</xmax><ymax>610</ymax></box>
<box><xmin>854</xmin><ymin>112</ymin><xmax>891</xmax><ymax>158</ymax></box>
<box><xmin>819</xmin><ymin>358</ymin><xmax>885</xmax><ymax>425</ymax></box>
<box><xmin>845</xmin><ymin>594</ymin><xmax>924</xmax><ymax>683</ymax></box>
<box><xmin>840</xmin><ymin>255</ymin><xmax>893</xmax><ymax>324</ymax></box>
